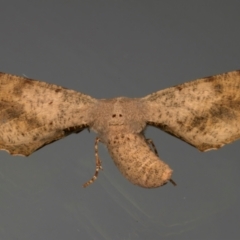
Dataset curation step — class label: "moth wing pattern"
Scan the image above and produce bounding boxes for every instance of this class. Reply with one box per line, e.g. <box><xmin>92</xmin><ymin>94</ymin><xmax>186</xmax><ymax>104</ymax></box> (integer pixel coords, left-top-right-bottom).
<box><xmin>0</xmin><ymin>72</ymin><xmax>97</xmax><ymax>156</ymax></box>
<box><xmin>142</xmin><ymin>70</ymin><xmax>240</xmax><ymax>151</ymax></box>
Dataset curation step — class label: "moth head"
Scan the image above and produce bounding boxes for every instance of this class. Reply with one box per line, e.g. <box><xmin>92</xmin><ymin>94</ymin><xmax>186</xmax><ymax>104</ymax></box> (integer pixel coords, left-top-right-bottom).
<box><xmin>90</xmin><ymin>97</ymin><xmax>147</xmax><ymax>135</ymax></box>
<box><xmin>107</xmin><ymin>98</ymin><xmax>147</xmax><ymax>133</ymax></box>
<box><xmin>109</xmin><ymin>106</ymin><xmax>125</xmax><ymax>126</ymax></box>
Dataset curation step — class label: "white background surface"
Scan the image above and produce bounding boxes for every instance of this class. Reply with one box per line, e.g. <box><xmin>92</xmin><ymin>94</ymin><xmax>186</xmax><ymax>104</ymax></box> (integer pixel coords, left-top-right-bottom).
<box><xmin>0</xmin><ymin>1</ymin><xmax>240</xmax><ymax>239</ymax></box>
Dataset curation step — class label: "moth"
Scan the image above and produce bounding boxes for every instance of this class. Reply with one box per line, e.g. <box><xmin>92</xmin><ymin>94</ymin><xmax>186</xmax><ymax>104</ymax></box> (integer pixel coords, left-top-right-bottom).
<box><xmin>0</xmin><ymin>70</ymin><xmax>240</xmax><ymax>188</ymax></box>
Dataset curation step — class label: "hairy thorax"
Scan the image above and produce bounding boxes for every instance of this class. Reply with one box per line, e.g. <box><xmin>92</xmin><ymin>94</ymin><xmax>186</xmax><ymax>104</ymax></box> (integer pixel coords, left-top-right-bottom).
<box><xmin>89</xmin><ymin>97</ymin><xmax>147</xmax><ymax>140</ymax></box>
<box><xmin>89</xmin><ymin>97</ymin><xmax>172</xmax><ymax>188</ymax></box>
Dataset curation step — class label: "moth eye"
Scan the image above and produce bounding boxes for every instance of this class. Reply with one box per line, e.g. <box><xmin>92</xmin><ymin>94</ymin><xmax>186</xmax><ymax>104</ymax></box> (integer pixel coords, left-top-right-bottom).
<box><xmin>112</xmin><ymin>114</ymin><xmax>116</xmax><ymax>118</ymax></box>
<box><xmin>119</xmin><ymin>114</ymin><xmax>122</xmax><ymax>117</ymax></box>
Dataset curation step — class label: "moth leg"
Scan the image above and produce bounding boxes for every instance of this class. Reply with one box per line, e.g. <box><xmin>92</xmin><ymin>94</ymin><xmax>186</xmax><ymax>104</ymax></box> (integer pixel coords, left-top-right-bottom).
<box><xmin>169</xmin><ymin>179</ymin><xmax>177</xmax><ymax>186</ymax></box>
<box><xmin>83</xmin><ymin>137</ymin><xmax>103</xmax><ymax>188</ymax></box>
<box><xmin>146</xmin><ymin>139</ymin><xmax>159</xmax><ymax>155</ymax></box>
<box><xmin>146</xmin><ymin>138</ymin><xmax>177</xmax><ymax>186</ymax></box>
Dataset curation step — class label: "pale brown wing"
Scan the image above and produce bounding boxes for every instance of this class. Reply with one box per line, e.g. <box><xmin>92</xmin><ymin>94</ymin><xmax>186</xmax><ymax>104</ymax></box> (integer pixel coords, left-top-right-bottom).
<box><xmin>0</xmin><ymin>72</ymin><xmax>97</xmax><ymax>156</ymax></box>
<box><xmin>142</xmin><ymin>70</ymin><xmax>240</xmax><ymax>151</ymax></box>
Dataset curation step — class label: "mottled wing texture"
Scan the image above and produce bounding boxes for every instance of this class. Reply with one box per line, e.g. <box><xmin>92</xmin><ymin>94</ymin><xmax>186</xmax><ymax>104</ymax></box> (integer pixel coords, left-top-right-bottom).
<box><xmin>0</xmin><ymin>72</ymin><xmax>97</xmax><ymax>156</ymax></box>
<box><xmin>143</xmin><ymin>70</ymin><xmax>240</xmax><ymax>151</ymax></box>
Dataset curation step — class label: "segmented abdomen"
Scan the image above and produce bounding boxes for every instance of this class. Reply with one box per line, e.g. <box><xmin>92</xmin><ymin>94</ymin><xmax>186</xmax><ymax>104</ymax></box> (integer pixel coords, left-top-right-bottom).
<box><xmin>106</xmin><ymin>133</ymin><xmax>172</xmax><ymax>188</ymax></box>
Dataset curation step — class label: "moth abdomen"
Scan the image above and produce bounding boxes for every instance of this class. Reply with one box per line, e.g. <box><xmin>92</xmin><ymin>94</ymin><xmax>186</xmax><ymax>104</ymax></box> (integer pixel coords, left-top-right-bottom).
<box><xmin>106</xmin><ymin>133</ymin><xmax>172</xmax><ymax>188</ymax></box>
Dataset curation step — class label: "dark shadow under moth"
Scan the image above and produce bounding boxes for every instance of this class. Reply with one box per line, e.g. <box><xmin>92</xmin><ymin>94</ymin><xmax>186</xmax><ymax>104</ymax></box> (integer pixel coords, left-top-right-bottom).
<box><xmin>0</xmin><ymin>70</ymin><xmax>240</xmax><ymax>188</ymax></box>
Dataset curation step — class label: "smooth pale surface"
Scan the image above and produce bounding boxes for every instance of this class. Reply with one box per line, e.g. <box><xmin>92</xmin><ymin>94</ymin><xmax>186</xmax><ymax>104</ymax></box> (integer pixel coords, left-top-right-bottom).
<box><xmin>0</xmin><ymin>1</ymin><xmax>240</xmax><ymax>240</ymax></box>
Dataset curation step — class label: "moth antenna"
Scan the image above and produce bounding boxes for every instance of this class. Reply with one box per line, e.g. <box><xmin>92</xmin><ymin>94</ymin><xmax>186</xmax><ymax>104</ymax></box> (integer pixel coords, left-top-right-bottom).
<box><xmin>147</xmin><ymin>138</ymin><xmax>177</xmax><ymax>186</ymax></box>
<box><xmin>83</xmin><ymin>137</ymin><xmax>103</xmax><ymax>188</ymax></box>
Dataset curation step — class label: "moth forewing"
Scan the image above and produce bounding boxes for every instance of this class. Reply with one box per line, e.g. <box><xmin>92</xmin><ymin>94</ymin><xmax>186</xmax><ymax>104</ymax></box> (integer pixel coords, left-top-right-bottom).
<box><xmin>0</xmin><ymin>72</ymin><xmax>97</xmax><ymax>156</ymax></box>
<box><xmin>143</xmin><ymin>70</ymin><xmax>240</xmax><ymax>152</ymax></box>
